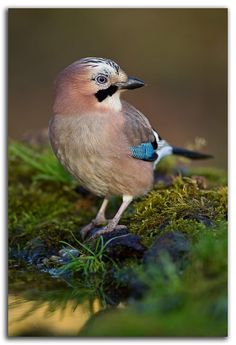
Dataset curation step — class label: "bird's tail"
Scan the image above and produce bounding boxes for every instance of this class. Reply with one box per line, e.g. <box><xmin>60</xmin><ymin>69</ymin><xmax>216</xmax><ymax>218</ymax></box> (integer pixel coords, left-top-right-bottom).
<box><xmin>172</xmin><ymin>147</ymin><xmax>213</xmax><ymax>160</ymax></box>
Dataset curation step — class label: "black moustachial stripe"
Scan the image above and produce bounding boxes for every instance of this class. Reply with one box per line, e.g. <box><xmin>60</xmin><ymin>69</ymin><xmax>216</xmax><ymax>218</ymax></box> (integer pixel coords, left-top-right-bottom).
<box><xmin>95</xmin><ymin>85</ymin><xmax>118</xmax><ymax>102</ymax></box>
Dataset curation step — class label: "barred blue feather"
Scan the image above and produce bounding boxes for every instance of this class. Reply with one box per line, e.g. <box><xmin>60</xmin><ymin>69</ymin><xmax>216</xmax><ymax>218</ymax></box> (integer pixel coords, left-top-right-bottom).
<box><xmin>130</xmin><ymin>143</ymin><xmax>157</xmax><ymax>162</ymax></box>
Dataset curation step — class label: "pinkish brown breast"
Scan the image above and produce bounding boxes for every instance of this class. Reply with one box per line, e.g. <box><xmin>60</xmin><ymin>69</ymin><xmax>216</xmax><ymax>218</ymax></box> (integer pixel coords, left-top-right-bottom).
<box><xmin>49</xmin><ymin>112</ymin><xmax>154</xmax><ymax>197</ymax></box>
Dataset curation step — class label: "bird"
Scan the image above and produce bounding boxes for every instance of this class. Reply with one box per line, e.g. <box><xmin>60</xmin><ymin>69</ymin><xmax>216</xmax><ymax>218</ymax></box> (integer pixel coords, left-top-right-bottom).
<box><xmin>49</xmin><ymin>57</ymin><xmax>212</xmax><ymax>240</ymax></box>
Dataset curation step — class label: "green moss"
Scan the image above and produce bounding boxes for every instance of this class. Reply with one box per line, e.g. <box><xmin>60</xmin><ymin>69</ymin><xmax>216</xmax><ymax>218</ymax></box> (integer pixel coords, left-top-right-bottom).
<box><xmin>188</xmin><ymin>166</ymin><xmax>227</xmax><ymax>186</ymax></box>
<box><xmin>80</xmin><ymin>222</ymin><xmax>227</xmax><ymax>337</ymax></box>
<box><xmin>128</xmin><ymin>176</ymin><xmax>227</xmax><ymax>246</ymax></box>
<box><xmin>155</xmin><ymin>154</ymin><xmax>227</xmax><ymax>187</ymax></box>
<box><xmin>8</xmin><ymin>142</ymin><xmax>99</xmax><ymax>257</ymax></box>
<box><xmin>9</xmin><ymin>140</ymin><xmax>74</xmax><ymax>185</ymax></box>
<box><xmin>154</xmin><ymin>155</ymin><xmax>179</xmax><ymax>174</ymax></box>
<box><xmin>9</xmin><ymin>141</ymin><xmax>227</xmax><ymax>256</ymax></box>
<box><xmin>9</xmin><ymin>140</ymin><xmax>227</xmax><ymax>337</ymax></box>
<box><xmin>9</xmin><ymin>141</ymin><xmax>227</xmax><ymax>253</ymax></box>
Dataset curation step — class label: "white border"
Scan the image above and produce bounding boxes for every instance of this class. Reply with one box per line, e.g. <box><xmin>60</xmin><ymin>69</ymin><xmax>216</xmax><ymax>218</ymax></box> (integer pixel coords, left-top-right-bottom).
<box><xmin>0</xmin><ymin>0</ymin><xmax>233</xmax><ymax>7</ymax></box>
<box><xmin>1</xmin><ymin>1</ymin><xmax>235</xmax><ymax>344</ymax></box>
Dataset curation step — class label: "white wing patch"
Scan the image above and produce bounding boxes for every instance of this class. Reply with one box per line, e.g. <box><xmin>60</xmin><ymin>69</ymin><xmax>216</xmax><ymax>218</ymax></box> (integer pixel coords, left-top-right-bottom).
<box><xmin>152</xmin><ymin>129</ymin><xmax>173</xmax><ymax>169</ymax></box>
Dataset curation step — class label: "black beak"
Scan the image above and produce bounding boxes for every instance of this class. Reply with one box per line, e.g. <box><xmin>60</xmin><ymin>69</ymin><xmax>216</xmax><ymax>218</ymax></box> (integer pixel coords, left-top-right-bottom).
<box><xmin>117</xmin><ymin>76</ymin><xmax>145</xmax><ymax>90</ymax></box>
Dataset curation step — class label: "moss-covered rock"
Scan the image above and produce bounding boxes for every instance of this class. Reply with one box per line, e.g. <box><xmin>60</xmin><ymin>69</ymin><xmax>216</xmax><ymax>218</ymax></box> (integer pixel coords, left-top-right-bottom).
<box><xmin>127</xmin><ymin>176</ymin><xmax>227</xmax><ymax>246</ymax></box>
<box><xmin>8</xmin><ymin>140</ymin><xmax>227</xmax><ymax>337</ymax></box>
<box><xmin>79</xmin><ymin>221</ymin><xmax>227</xmax><ymax>337</ymax></box>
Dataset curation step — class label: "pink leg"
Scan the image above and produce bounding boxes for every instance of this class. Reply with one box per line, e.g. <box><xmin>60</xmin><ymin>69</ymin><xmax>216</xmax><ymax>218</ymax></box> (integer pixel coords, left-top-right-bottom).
<box><xmin>90</xmin><ymin>195</ymin><xmax>133</xmax><ymax>239</ymax></box>
<box><xmin>80</xmin><ymin>197</ymin><xmax>109</xmax><ymax>240</ymax></box>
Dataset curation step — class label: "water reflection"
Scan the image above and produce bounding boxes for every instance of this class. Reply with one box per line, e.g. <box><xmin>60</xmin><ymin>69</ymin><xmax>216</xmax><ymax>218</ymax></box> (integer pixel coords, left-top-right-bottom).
<box><xmin>8</xmin><ymin>295</ymin><xmax>100</xmax><ymax>336</ymax></box>
<box><xmin>8</xmin><ymin>295</ymin><xmax>101</xmax><ymax>336</ymax></box>
<box><xmin>8</xmin><ymin>270</ymin><xmax>103</xmax><ymax>337</ymax></box>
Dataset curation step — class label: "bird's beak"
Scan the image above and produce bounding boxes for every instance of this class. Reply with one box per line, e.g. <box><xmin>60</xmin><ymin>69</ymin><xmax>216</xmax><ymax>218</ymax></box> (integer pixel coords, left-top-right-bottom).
<box><xmin>116</xmin><ymin>76</ymin><xmax>145</xmax><ymax>90</ymax></box>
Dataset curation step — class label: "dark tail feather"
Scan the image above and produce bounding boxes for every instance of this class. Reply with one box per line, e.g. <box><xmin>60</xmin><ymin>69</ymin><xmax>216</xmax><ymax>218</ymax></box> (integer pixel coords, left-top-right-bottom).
<box><xmin>172</xmin><ymin>147</ymin><xmax>213</xmax><ymax>160</ymax></box>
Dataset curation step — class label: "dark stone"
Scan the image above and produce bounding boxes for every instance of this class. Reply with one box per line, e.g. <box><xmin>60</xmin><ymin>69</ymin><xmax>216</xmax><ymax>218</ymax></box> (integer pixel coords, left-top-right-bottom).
<box><xmin>58</xmin><ymin>248</ymin><xmax>80</xmax><ymax>263</ymax></box>
<box><xmin>24</xmin><ymin>237</ymin><xmax>57</xmax><ymax>265</ymax></box>
<box><xmin>144</xmin><ymin>231</ymin><xmax>190</xmax><ymax>266</ymax></box>
<box><xmin>37</xmin><ymin>248</ymin><xmax>80</xmax><ymax>272</ymax></box>
<box><xmin>90</xmin><ymin>226</ymin><xmax>146</xmax><ymax>260</ymax></box>
<box><xmin>48</xmin><ymin>255</ymin><xmax>61</xmax><ymax>263</ymax></box>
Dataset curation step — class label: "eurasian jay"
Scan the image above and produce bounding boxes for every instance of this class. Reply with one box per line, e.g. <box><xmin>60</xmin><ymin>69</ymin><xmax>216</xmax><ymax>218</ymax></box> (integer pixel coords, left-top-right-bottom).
<box><xmin>49</xmin><ymin>57</ymin><xmax>212</xmax><ymax>240</ymax></box>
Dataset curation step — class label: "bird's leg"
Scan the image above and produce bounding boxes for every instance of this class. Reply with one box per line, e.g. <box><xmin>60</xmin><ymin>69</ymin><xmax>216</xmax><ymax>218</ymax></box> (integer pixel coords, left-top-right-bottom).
<box><xmin>93</xmin><ymin>197</ymin><xmax>109</xmax><ymax>224</ymax></box>
<box><xmin>80</xmin><ymin>197</ymin><xmax>109</xmax><ymax>240</ymax></box>
<box><xmin>90</xmin><ymin>195</ymin><xmax>133</xmax><ymax>239</ymax></box>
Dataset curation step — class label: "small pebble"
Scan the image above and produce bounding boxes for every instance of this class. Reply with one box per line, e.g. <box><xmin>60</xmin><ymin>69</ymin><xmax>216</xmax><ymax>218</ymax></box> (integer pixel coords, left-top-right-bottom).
<box><xmin>58</xmin><ymin>248</ymin><xmax>80</xmax><ymax>260</ymax></box>
<box><xmin>49</xmin><ymin>255</ymin><xmax>62</xmax><ymax>263</ymax></box>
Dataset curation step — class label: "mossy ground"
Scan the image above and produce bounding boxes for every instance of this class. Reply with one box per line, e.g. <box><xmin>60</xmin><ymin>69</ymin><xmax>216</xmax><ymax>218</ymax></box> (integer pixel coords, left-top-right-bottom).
<box><xmin>8</xmin><ymin>141</ymin><xmax>227</xmax><ymax>336</ymax></box>
<box><xmin>127</xmin><ymin>175</ymin><xmax>227</xmax><ymax>246</ymax></box>
<box><xmin>79</xmin><ymin>221</ymin><xmax>227</xmax><ymax>336</ymax></box>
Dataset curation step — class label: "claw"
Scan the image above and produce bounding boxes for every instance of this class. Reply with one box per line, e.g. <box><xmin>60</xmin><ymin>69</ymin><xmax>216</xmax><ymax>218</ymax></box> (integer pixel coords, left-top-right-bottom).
<box><xmin>80</xmin><ymin>222</ymin><xmax>95</xmax><ymax>240</ymax></box>
<box><xmin>80</xmin><ymin>218</ymin><xmax>108</xmax><ymax>240</ymax></box>
<box><xmin>87</xmin><ymin>224</ymin><xmax>126</xmax><ymax>240</ymax></box>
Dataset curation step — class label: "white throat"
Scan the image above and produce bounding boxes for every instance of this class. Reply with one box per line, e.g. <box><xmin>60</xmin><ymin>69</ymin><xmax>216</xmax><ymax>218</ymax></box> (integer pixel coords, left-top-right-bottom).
<box><xmin>101</xmin><ymin>92</ymin><xmax>122</xmax><ymax>112</ymax></box>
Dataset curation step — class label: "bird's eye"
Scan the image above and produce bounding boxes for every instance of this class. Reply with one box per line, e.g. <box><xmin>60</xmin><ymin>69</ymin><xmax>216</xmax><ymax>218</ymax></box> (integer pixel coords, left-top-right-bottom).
<box><xmin>96</xmin><ymin>75</ymin><xmax>108</xmax><ymax>84</ymax></box>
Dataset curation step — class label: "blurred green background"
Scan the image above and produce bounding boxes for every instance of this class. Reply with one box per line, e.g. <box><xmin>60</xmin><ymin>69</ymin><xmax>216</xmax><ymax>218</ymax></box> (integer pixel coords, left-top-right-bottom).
<box><xmin>8</xmin><ymin>8</ymin><xmax>227</xmax><ymax>168</ymax></box>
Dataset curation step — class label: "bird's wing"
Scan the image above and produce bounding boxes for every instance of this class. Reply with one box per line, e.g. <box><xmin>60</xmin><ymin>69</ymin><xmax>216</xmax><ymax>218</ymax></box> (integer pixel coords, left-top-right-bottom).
<box><xmin>122</xmin><ymin>100</ymin><xmax>159</xmax><ymax>162</ymax></box>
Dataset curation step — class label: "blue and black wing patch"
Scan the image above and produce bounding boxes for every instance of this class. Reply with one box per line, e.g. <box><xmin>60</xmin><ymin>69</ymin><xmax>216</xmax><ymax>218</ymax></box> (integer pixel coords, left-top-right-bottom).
<box><xmin>122</xmin><ymin>100</ymin><xmax>160</xmax><ymax>162</ymax></box>
<box><xmin>130</xmin><ymin>142</ymin><xmax>158</xmax><ymax>162</ymax></box>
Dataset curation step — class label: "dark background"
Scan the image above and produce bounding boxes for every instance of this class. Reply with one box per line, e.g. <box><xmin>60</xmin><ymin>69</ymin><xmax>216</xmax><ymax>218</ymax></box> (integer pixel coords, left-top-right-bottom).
<box><xmin>8</xmin><ymin>8</ymin><xmax>227</xmax><ymax>168</ymax></box>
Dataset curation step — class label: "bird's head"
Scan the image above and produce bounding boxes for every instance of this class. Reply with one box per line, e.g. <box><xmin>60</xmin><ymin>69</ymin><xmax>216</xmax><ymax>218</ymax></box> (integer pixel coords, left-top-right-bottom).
<box><xmin>53</xmin><ymin>57</ymin><xmax>145</xmax><ymax>114</ymax></box>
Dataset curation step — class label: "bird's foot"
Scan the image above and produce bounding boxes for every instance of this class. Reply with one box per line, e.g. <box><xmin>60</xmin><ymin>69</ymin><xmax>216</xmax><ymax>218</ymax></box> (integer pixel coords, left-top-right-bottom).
<box><xmin>87</xmin><ymin>223</ymin><xmax>126</xmax><ymax>240</ymax></box>
<box><xmin>80</xmin><ymin>222</ymin><xmax>95</xmax><ymax>240</ymax></box>
<box><xmin>80</xmin><ymin>217</ymin><xmax>107</xmax><ymax>240</ymax></box>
